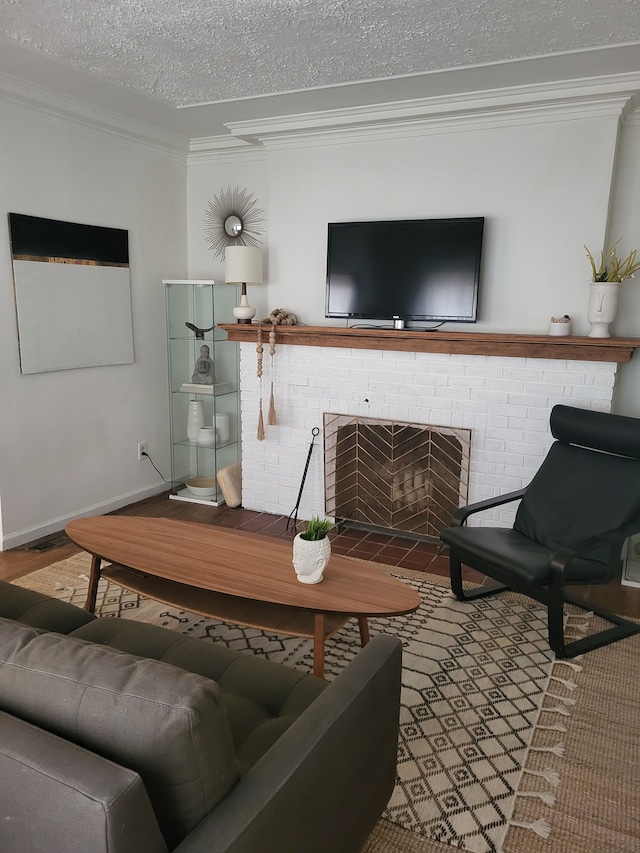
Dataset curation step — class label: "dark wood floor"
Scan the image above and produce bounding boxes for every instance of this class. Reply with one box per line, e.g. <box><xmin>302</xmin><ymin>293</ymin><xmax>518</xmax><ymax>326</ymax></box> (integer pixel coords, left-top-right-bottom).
<box><xmin>2</xmin><ymin>490</ymin><xmax>639</xmax><ymax>618</ymax></box>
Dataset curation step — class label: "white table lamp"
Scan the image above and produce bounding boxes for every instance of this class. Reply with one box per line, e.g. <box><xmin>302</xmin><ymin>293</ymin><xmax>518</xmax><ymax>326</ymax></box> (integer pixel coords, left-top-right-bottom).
<box><xmin>224</xmin><ymin>245</ymin><xmax>263</xmax><ymax>323</ymax></box>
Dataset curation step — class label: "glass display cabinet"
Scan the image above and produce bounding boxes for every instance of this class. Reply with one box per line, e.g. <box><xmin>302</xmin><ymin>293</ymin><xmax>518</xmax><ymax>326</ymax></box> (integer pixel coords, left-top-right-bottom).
<box><xmin>164</xmin><ymin>280</ymin><xmax>240</xmax><ymax>505</ymax></box>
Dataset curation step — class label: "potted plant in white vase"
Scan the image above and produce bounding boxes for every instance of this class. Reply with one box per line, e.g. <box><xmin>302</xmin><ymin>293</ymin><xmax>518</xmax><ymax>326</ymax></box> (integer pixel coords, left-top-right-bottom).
<box><xmin>585</xmin><ymin>241</ymin><xmax>640</xmax><ymax>338</ymax></box>
<box><xmin>292</xmin><ymin>516</ymin><xmax>334</xmax><ymax>584</ymax></box>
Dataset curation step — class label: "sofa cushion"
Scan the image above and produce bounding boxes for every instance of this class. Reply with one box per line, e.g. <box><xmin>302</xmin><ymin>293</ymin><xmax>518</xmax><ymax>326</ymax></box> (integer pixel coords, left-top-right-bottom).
<box><xmin>0</xmin><ymin>580</ymin><xmax>96</xmax><ymax>633</ymax></box>
<box><xmin>0</xmin><ymin>618</ymin><xmax>239</xmax><ymax>849</ymax></box>
<box><xmin>71</xmin><ymin>616</ymin><xmax>329</xmax><ymax>774</ymax></box>
<box><xmin>0</xmin><ymin>710</ymin><xmax>168</xmax><ymax>853</ymax></box>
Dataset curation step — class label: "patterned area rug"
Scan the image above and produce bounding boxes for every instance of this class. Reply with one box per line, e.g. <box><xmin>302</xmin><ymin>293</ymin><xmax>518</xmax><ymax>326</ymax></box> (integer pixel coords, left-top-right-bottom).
<box><xmin>15</xmin><ymin>555</ymin><xmax>588</xmax><ymax>853</ymax></box>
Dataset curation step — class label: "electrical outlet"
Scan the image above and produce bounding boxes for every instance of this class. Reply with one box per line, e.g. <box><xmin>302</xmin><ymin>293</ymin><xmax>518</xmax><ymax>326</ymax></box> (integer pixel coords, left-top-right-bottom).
<box><xmin>137</xmin><ymin>441</ymin><xmax>148</xmax><ymax>461</ymax></box>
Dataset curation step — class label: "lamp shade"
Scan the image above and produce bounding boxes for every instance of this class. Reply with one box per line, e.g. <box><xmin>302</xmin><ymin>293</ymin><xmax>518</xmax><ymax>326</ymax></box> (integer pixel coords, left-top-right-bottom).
<box><xmin>224</xmin><ymin>245</ymin><xmax>263</xmax><ymax>285</ymax></box>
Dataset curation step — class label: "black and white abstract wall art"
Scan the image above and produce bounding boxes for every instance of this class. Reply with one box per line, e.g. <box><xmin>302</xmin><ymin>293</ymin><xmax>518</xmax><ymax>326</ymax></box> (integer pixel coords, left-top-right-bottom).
<box><xmin>9</xmin><ymin>213</ymin><xmax>134</xmax><ymax>374</ymax></box>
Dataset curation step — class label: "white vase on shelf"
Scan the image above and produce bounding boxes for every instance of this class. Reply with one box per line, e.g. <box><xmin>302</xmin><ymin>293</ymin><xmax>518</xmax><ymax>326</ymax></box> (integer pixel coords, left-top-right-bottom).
<box><xmin>548</xmin><ymin>319</ymin><xmax>571</xmax><ymax>336</ymax></box>
<box><xmin>215</xmin><ymin>412</ymin><xmax>231</xmax><ymax>443</ymax></box>
<box><xmin>197</xmin><ymin>426</ymin><xmax>216</xmax><ymax>447</ymax></box>
<box><xmin>587</xmin><ymin>281</ymin><xmax>619</xmax><ymax>338</ymax></box>
<box><xmin>186</xmin><ymin>400</ymin><xmax>205</xmax><ymax>442</ymax></box>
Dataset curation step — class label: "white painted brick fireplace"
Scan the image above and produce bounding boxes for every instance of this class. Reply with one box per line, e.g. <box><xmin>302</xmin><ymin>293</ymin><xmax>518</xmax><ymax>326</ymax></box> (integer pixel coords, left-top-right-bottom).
<box><xmin>239</xmin><ymin>342</ymin><xmax>617</xmax><ymax>532</ymax></box>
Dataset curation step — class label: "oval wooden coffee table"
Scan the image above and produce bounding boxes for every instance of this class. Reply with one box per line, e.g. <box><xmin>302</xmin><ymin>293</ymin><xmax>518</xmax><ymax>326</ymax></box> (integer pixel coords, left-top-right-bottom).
<box><xmin>65</xmin><ymin>516</ymin><xmax>421</xmax><ymax>678</ymax></box>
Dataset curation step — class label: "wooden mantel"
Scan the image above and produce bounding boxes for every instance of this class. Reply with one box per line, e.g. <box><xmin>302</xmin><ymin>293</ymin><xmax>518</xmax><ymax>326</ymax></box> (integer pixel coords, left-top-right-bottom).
<box><xmin>220</xmin><ymin>325</ymin><xmax>640</xmax><ymax>363</ymax></box>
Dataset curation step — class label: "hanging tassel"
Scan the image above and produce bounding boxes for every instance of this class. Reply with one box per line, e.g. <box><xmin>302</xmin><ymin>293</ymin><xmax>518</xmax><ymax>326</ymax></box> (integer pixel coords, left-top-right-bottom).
<box><xmin>268</xmin><ymin>323</ymin><xmax>277</xmax><ymax>425</ymax></box>
<box><xmin>268</xmin><ymin>381</ymin><xmax>277</xmax><ymax>425</ymax></box>
<box><xmin>257</xmin><ymin>398</ymin><xmax>265</xmax><ymax>441</ymax></box>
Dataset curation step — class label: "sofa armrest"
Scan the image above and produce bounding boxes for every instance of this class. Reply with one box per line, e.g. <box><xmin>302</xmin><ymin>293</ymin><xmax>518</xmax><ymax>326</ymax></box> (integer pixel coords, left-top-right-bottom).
<box><xmin>0</xmin><ymin>711</ymin><xmax>168</xmax><ymax>853</ymax></box>
<box><xmin>174</xmin><ymin>633</ymin><xmax>402</xmax><ymax>853</ymax></box>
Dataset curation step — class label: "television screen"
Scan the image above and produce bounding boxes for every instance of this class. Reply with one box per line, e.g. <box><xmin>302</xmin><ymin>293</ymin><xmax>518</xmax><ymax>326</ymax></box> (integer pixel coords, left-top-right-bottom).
<box><xmin>325</xmin><ymin>217</ymin><xmax>484</xmax><ymax>327</ymax></box>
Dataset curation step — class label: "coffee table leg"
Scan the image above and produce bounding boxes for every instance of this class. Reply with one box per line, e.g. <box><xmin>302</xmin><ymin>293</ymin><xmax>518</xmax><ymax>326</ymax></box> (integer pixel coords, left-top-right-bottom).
<box><xmin>313</xmin><ymin>613</ymin><xmax>326</xmax><ymax>679</ymax></box>
<box><xmin>357</xmin><ymin>616</ymin><xmax>370</xmax><ymax>647</ymax></box>
<box><xmin>85</xmin><ymin>555</ymin><xmax>102</xmax><ymax>613</ymax></box>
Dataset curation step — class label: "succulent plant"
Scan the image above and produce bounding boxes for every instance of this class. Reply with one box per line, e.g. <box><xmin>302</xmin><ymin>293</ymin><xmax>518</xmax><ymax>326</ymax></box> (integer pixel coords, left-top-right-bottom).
<box><xmin>301</xmin><ymin>515</ymin><xmax>334</xmax><ymax>541</ymax></box>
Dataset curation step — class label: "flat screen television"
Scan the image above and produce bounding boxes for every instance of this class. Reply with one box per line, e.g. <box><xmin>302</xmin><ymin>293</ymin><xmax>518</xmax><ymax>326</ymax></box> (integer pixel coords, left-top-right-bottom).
<box><xmin>325</xmin><ymin>217</ymin><xmax>484</xmax><ymax>328</ymax></box>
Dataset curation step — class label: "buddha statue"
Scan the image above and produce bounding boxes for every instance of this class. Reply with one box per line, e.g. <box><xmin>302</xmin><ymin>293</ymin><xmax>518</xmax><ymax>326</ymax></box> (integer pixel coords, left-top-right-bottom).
<box><xmin>191</xmin><ymin>344</ymin><xmax>215</xmax><ymax>385</ymax></box>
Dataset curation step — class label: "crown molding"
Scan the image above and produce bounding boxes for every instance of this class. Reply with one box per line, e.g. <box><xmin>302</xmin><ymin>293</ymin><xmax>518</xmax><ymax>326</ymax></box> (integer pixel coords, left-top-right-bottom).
<box><xmin>220</xmin><ymin>72</ymin><xmax>640</xmax><ymax>150</ymax></box>
<box><xmin>623</xmin><ymin>98</ymin><xmax>640</xmax><ymax>126</ymax></box>
<box><xmin>187</xmin><ymin>135</ymin><xmax>266</xmax><ymax>166</ymax></box>
<box><xmin>0</xmin><ymin>71</ymin><xmax>189</xmax><ymax>157</ymax></box>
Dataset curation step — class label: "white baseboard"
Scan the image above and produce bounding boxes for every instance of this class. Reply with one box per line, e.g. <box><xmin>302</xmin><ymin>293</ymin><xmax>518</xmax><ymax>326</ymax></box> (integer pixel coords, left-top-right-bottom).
<box><xmin>0</xmin><ymin>484</ymin><xmax>168</xmax><ymax>552</ymax></box>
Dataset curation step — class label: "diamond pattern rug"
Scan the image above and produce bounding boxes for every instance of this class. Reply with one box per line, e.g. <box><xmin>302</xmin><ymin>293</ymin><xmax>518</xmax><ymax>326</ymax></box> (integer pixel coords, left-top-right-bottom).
<box><xmin>15</xmin><ymin>556</ymin><xmax>586</xmax><ymax>853</ymax></box>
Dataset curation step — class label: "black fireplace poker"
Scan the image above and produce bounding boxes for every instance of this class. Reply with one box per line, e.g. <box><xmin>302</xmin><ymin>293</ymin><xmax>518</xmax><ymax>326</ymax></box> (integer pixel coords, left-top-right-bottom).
<box><xmin>286</xmin><ymin>427</ymin><xmax>320</xmax><ymax>533</ymax></box>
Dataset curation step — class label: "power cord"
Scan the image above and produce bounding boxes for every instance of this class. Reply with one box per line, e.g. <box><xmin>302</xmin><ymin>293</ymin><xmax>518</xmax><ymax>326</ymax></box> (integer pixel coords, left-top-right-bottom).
<box><xmin>140</xmin><ymin>451</ymin><xmax>172</xmax><ymax>486</ymax></box>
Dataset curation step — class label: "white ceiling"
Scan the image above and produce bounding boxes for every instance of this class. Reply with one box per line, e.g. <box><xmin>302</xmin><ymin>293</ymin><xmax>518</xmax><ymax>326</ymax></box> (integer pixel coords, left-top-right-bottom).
<box><xmin>1</xmin><ymin>0</ymin><xmax>640</xmax><ymax>140</ymax></box>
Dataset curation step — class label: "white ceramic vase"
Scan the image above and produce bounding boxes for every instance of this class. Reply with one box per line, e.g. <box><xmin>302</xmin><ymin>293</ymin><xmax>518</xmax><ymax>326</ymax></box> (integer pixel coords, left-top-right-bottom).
<box><xmin>587</xmin><ymin>281</ymin><xmax>619</xmax><ymax>338</ymax></box>
<box><xmin>292</xmin><ymin>533</ymin><xmax>331</xmax><ymax>584</ymax></box>
<box><xmin>197</xmin><ymin>426</ymin><xmax>216</xmax><ymax>447</ymax></box>
<box><xmin>215</xmin><ymin>412</ymin><xmax>230</xmax><ymax>443</ymax></box>
<box><xmin>548</xmin><ymin>320</ymin><xmax>571</xmax><ymax>336</ymax></box>
<box><xmin>186</xmin><ymin>400</ymin><xmax>205</xmax><ymax>442</ymax></box>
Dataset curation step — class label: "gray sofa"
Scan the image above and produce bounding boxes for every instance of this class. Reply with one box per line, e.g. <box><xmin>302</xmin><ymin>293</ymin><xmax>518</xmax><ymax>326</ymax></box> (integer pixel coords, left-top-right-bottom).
<box><xmin>0</xmin><ymin>579</ymin><xmax>402</xmax><ymax>853</ymax></box>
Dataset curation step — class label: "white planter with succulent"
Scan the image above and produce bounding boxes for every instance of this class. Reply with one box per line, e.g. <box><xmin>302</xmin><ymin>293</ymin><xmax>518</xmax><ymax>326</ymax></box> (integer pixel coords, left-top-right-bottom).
<box><xmin>548</xmin><ymin>314</ymin><xmax>571</xmax><ymax>336</ymax></box>
<box><xmin>585</xmin><ymin>241</ymin><xmax>640</xmax><ymax>338</ymax></box>
<box><xmin>292</xmin><ymin>516</ymin><xmax>334</xmax><ymax>584</ymax></box>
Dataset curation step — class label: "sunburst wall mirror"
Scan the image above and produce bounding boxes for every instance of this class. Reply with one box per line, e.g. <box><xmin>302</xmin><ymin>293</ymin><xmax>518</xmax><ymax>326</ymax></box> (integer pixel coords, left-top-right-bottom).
<box><xmin>203</xmin><ymin>186</ymin><xmax>265</xmax><ymax>258</ymax></box>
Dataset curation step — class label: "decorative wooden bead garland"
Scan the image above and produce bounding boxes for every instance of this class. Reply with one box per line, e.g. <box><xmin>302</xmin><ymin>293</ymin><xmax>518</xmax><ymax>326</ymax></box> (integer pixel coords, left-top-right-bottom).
<box><xmin>255</xmin><ymin>321</ymin><xmax>277</xmax><ymax>440</ymax></box>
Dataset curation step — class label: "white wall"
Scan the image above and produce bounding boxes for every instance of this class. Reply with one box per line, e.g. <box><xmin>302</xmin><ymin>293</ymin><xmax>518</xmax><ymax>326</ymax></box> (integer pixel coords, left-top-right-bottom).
<box><xmin>185</xmin><ymin>82</ymin><xmax>640</xmax><ymax>521</ymax></box>
<box><xmin>186</xmin><ymin>95</ymin><xmax>639</xmax><ymax>374</ymax></box>
<box><xmin>187</xmin><ymin>152</ymin><xmax>269</xmax><ymax>323</ymax></box>
<box><xmin>0</xmin><ymin>99</ymin><xmax>187</xmax><ymax>548</ymax></box>
<box><xmin>264</xmin><ymin>116</ymin><xmax>618</xmax><ymax>334</ymax></box>
<box><xmin>609</xmin><ymin>111</ymin><xmax>640</xmax><ymax>416</ymax></box>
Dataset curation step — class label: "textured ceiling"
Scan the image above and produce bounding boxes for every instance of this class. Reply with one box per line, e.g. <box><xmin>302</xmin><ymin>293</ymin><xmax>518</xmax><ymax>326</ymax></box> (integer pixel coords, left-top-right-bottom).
<box><xmin>2</xmin><ymin>0</ymin><xmax>640</xmax><ymax>108</ymax></box>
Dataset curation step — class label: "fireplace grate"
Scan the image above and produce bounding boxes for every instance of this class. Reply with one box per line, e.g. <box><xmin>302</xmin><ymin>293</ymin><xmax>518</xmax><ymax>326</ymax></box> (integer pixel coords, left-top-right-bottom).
<box><xmin>324</xmin><ymin>413</ymin><xmax>470</xmax><ymax>539</ymax></box>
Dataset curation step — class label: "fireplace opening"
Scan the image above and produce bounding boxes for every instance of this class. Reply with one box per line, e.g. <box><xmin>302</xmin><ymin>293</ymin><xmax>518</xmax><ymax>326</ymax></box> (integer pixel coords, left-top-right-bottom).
<box><xmin>324</xmin><ymin>414</ymin><xmax>470</xmax><ymax>540</ymax></box>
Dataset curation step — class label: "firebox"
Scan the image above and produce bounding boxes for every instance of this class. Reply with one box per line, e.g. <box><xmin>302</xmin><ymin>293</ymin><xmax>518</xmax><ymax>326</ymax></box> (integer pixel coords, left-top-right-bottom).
<box><xmin>324</xmin><ymin>413</ymin><xmax>470</xmax><ymax>540</ymax></box>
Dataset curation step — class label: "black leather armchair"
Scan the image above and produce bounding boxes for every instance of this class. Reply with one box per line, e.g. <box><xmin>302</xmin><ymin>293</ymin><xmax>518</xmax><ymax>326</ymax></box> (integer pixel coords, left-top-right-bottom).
<box><xmin>440</xmin><ymin>404</ymin><xmax>640</xmax><ymax>658</ymax></box>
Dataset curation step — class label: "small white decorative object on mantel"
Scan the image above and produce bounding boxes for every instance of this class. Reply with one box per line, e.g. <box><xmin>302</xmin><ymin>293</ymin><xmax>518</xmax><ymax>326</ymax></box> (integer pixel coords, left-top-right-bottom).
<box><xmin>548</xmin><ymin>315</ymin><xmax>571</xmax><ymax>336</ymax></box>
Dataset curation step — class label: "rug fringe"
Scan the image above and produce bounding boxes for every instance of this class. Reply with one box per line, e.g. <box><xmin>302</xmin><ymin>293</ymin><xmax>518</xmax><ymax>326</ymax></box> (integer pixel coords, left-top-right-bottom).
<box><xmin>547</xmin><ymin>692</ymin><xmax>576</xmax><ymax>706</ymax></box>
<box><xmin>550</xmin><ymin>675</ymin><xmax>578</xmax><ymax>690</ymax></box>
<box><xmin>530</xmin><ymin>742</ymin><xmax>565</xmax><ymax>758</ymax></box>
<box><xmin>516</xmin><ymin>789</ymin><xmax>556</xmax><ymax>806</ymax></box>
<box><xmin>536</xmin><ymin>723</ymin><xmax>567</xmax><ymax>732</ymax></box>
<box><xmin>523</xmin><ymin>766</ymin><xmax>561</xmax><ymax>787</ymax></box>
<box><xmin>541</xmin><ymin>703</ymin><xmax>571</xmax><ymax>716</ymax></box>
<box><xmin>553</xmin><ymin>659</ymin><xmax>583</xmax><ymax>672</ymax></box>
<box><xmin>509</xmin><ymin>817</ymin><xmax>552</xmax><ymax>839</ymax></box>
